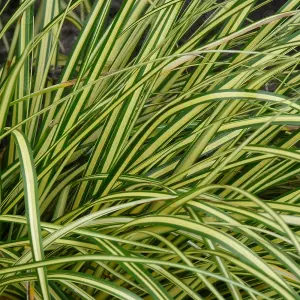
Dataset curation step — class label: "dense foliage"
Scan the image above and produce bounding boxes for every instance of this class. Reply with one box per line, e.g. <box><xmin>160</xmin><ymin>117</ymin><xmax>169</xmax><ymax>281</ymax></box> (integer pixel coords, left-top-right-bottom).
<box><xmin>0</xmin><ymin>0</ymin><xmax>299</xmax><ymax>299</ymax></box>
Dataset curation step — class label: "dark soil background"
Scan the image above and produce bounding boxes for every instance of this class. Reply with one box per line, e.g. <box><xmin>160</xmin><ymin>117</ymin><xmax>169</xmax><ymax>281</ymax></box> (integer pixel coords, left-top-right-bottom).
<box><xmin>0</xmin><ymin>0</ymin><xmax>122</xmax><ymax>63</ymax></box>
<box><xmin>0</xmin><ymin>0</ymin><xmax>288</xmax><ymax>64</ymax></box>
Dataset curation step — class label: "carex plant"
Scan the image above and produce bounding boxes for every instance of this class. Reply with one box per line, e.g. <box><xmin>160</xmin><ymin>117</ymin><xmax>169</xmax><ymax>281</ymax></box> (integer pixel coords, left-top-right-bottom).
<box><xmin>0</xmin><ymin>0</ymin><xmax>300</xmax><ymax>299</ymax></box>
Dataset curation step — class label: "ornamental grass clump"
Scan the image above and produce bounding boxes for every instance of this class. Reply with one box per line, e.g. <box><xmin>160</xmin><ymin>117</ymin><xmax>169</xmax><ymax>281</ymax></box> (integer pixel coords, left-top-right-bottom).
<box><xmin>0</xmin><ymin>0</ymin><xmax>300</xmax><ymax>299</ymax></box>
